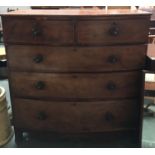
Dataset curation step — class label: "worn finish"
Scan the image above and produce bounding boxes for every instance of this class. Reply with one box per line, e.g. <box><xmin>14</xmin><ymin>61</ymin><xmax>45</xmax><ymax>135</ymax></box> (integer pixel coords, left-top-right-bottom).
<box><xmin>2</xmin><ymin>16</ymin><xmax>150</xmax><ymax>45</ymax></box>
<box><xmin>77</xmin><ymin>19</ymin><xmax>149</xmax><ymax>45</ymax></box>
<box><xmin>13</xmin><ymin>98</ymin><xmax>139</xmax><ymax>132</ymax></box>
<box><xmin>2</xmin><ymin>18</ymin><xmax>74</xmax><ymax>45</ymax></box>
<box><xmin>1</xmin><ymin>9</ymin><xmax>151</xmax><ymax>147</ymax></box>
<box><xmin>0</xmin><ymin>9</ymin><xmax>150</xmax><ymax>16</ymax></box>
<box><xmin>10</xmin><ymin>71</ymin><xmax>141</xmax><ymax>100</ymax></box>
<box><xmin>7</xmin><ymin>45</ymin><xmax>146</xmax><ymax>72</ymax></box>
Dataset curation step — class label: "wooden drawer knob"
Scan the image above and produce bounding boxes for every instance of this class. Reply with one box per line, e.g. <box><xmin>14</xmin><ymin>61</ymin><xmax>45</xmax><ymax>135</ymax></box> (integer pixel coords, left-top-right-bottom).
<box><xmin>106</xmin><ymin>82</ymin><xmax>116</xmax><ymax>91</ymax></box>
<box><xmin>107</xmin><ymin>55</ymin><xmax>118</xmax><ymax>64</ymax></box>
<box><xmin>108</xmin><ymin>23</ymin><xmax>120</xmax><ymax>36</ymax></box>
<box><xmin>36</xmin><ymin>112</ymin><xmax>47</xmax><ymax>121</ymax></box>
<box><xmin>35</xmin><ymin>81</ymin><xmax>45</xmax><ymax>90</ymax></box>
<box><xmin>33</xmin><ymin>54</ymin><xmax>43</xmax><ymax>63</ymax></box>
<box><xmin>105</xmin><ymin>112</ymin><xmax>114</xmax><ymax>122</ymax></box>
<box><xmin>32</xmin><ymin>24</ymin><xmax>42</xmax><ymax>37</ymax></box>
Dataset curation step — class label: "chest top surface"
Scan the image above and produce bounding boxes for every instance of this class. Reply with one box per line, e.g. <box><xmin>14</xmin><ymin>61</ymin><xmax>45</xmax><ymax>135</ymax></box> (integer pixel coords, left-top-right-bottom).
<box><xmin>0</xmin><ymin>9</ymin><xmax>151</xmax><ymax>17</ymax></box>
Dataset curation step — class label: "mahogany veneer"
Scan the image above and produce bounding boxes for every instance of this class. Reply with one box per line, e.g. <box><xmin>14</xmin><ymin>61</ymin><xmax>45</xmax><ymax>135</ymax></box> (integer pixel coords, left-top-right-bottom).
<box><xmin>1</xmin><ymin>9</ymin><xmax>151</xmax><ymax>147</ymax></box>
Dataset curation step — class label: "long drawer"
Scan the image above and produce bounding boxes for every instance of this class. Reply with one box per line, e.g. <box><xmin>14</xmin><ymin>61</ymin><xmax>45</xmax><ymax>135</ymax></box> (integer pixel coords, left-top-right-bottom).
<box><xmin>7</xmin><ymin>45</ymin><xmax>146</xmax><ymax>72</ymax></box>
<box><xmin>10</xmin><ymin>71</ymin><xmax>141</xmax><ymax>99</ymax></box>
<box><xmin>13</xmin><ymin>98</ymin><xmax>139</xmax><ymax>133</ymax></box>
<box><xmin>77</xmin><ymin>18</ymin><xmax>149</xmax><ymax>45</ymax></box>
<box><xmin>2</xmin><ymin>17</ymin><xmax>74</xmax><ymax>45</ymax></box>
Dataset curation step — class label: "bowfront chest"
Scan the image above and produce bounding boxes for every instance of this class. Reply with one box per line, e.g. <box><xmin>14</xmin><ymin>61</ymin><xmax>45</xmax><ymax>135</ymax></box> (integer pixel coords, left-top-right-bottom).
<box><xmin>1</xmin><ymin>9</ymin><xmax>151</xmax><ymax>147</ymax></box>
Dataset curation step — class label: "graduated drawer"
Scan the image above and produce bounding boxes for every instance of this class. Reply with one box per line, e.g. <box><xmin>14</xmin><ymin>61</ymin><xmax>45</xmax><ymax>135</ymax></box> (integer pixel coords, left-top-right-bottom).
<box><xmin>7</xmin><ymin>45</ymin><xmax>146</xmax><ymax>72</ymax></box>
<box><xmin>2</xmin><ymin>17</ymin><xmax>74</xmax><ymax>45</ymax></box>
<box><xmin>77</xmin><ymin>18</ymin><xmax>149</xmax><ymax>45</ymax></box>
<box><xmin>13</xmin><ymin>98</ymin><xmax>139</xmax><ymax>133</ymax></box>
<box><xmin>10</xmin><ymin>72</ymin><xmax>141</xmax><ymax>100</ymax></box>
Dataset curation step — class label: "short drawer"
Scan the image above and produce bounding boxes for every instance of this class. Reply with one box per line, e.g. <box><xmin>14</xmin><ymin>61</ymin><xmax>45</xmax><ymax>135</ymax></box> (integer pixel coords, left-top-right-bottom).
<box><xmin>13</xmin><ymin>98</ymin><xmax>139</xmax><ymax>133</ymax></box>
<box><xmin>2</xmin><ymin>17</ymin><xmax>74</xmax><ymax>45</ymax></box>
<box><xmin>7</xmin><ymin>45</ymin><xmax>146</xmax><ymax>72</ymax></box>
<box><xmin>10</xmin><ymin>72</ymin><xmax>141</xmax><ymax>100</ymax></box>
<box><xmin>77</xmin><ymin>19</ymin><xmax>149</xmax><ymax>45</ymax></box>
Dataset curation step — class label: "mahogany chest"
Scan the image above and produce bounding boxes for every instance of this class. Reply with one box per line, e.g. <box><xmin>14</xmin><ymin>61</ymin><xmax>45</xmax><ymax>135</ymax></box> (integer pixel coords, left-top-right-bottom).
<box><xmin>1</xmin><ymin>9</ymin><xmax>151</xmax><ymax>147</ymax></box>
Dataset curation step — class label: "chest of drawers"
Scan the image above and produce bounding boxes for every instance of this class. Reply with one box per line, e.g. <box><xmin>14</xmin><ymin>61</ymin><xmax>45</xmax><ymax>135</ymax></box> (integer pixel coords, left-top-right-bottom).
<box><xmin>1</xmin><ymin>9</ymin><xmax>151</xmax><ymax>147</ymax></box>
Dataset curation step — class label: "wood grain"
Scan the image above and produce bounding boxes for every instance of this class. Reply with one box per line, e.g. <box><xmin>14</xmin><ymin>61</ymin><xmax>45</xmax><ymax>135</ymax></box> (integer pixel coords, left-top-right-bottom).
<box><xmin>7</xmin><ymin>45</ymin><xmax>146</xmax><ymax>72</ymax></box>
<box><xmin>0</xmin><ymin>9</ymin><xmax>151</xmax><ymax>16</ymax></box>
<box><xmin>2</xmin><ymin>15</ymin><xmax>150</xmax><ymax>45</ymax></box>
<box><xmin>2</xmin><ymin>18</ymin><xmax>74</xmax><ymax>45</ymax></box>
<box><xmin>77</xmin><ymin>19</ymin><xmax>149</xmax><ymax>45</ymax></box>
<box><xmin>13</xmin><ymin>98</ymin><xmax>139</xmax><ymax>133</ymax></box>
<box><xmin>1</xmin><ymin>9</ymin><xmax>150</xmax><ymax>147</ymax></box>
<box><xmin>10</xmin><ymin>71</ymin><xmax>141</xmax><ymax>100</ymax></box>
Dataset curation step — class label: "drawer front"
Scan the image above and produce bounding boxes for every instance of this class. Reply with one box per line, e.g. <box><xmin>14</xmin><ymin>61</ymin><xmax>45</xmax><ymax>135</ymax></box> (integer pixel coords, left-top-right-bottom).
<box><xmin>78</xmin><ymin>19</ymin><xmax>149</xmax><ymax>45</ymax></box>
<box><xmin>2</xmin><ymin>17</ymin><xmax>74</xmax><ymax>45</ymax></box>
<box><xmin>10</xmin><ymin>72</ymin><xmax>141</xmax><ymax>99</ymax></box>
<box><xmin>13</xmin><ymin>98</ymin><xmax>139</xmax><ymax>132</ymax></box>
<box><xmin>7</xmin><ymin>45</ymin><xmax>146</xmax><ymax>72</ymax></box>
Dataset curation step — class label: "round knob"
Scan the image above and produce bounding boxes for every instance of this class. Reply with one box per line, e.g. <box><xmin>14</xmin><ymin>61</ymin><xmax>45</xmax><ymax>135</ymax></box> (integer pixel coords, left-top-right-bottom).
<box><xmin>33</xmin><ymin>54</ymin><xmax>43</xmax><ymax>63</ymax></box>
<box><xmin>106</xmin><ymin>82</ymin><xmax>116</xmax><ymax>91</ymax></box>
<box><xmin>105</xmin><ymin>112</ymin><xmax>114</xmax><ymax>122</ymax></box>
<box><xmin>37</xmin><ymin>112</ymin><xmax>47</xmax><ymax>121</ymax></box>
<box><xmin>108</xmin><ymin>55</ymin><xmax>118</xmax><ymax>64</ymax></box>
<box><xmin>32</xmin><ymin>26</ymin><xmax>42</xmax><ymax>37</ymax></box>
<box><xmin>35</xmin><ymin>81</ymin><xmax>45</xmax><ymax>90</ymax></box>
<box><xmin>109</xmin><ymin>25</ymin><xmax>120</xmax><ymax>36</ymax></box>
